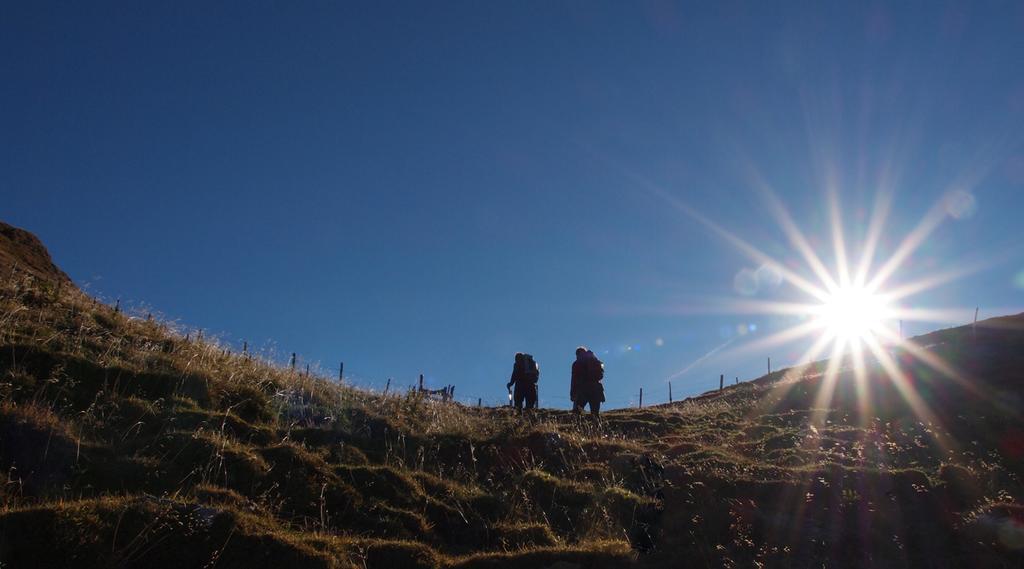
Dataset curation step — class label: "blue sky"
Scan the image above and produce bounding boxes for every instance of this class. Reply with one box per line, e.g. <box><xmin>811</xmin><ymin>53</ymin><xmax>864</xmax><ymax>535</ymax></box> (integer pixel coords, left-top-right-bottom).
<box><xmin>3</xmin><ymin>2</ymin><xmax>1023</xmax><ymax>408</ymax></box>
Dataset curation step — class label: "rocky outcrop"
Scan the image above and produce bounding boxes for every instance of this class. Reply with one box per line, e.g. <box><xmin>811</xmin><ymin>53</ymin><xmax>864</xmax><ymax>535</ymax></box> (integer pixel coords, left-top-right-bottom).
<box><xmin>0</xmin><ymin>221</ymin><xmax>71</xmax><ymax>285</ymax></box>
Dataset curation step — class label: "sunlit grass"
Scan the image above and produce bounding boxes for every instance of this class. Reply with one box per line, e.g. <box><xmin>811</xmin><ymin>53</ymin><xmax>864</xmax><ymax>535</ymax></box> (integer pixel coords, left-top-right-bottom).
<box><xmin>2</xmin><ymin>268</ymin><xmax>1022</xmax><ymax>567</ymax></box>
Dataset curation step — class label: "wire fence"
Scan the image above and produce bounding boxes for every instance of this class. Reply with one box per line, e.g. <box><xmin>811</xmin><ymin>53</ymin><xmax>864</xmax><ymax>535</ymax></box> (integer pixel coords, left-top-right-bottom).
<box><xmin>334</xmin><ymin>374</ymin><xmax>723</xmax><ymax>411</ymax></box>
<box><xmin>87</xmin><ymin>286</ymin><xmax>990</xmax><ymax>413</ymax></box>
<box><xmin>105</xmin><ymin>303</ymin><xmax>759</xmax><ymax>411</ymax></box>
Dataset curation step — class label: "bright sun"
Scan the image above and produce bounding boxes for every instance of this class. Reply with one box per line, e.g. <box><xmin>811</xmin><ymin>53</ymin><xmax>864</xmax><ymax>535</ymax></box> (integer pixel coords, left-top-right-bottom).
<box><xmin>816</xmin><ymin>286</ymin><xmax>892</xmax><ymax>343</ymax></box>
<box><xmin>659</xmin><ymin>176</ymin><xmax>977</xmax><ymax>402</ymax></box>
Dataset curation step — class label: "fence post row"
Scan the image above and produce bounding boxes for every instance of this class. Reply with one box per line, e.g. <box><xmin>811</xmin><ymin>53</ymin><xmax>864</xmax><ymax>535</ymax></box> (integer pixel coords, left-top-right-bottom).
<box><xmin>412</xmin><ymin>377</ymin><xmax>456</xmax><ymax>403</ymax></box>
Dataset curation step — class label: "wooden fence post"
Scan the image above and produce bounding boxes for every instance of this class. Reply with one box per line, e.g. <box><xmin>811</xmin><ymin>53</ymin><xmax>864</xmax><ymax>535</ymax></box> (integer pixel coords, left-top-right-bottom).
<box><xmin>478</xmin><ymin>398</ymin><xmax>482</xmax><ymax>407</ymax></box>
<box><xmin>768</xmin><ymin>357</ymin><xmax>771</xmax><ymax>376</ymax></box>
<box><xmin>669</xmin><ymin>382</ymin><xmax>673</xmax><ymax>403</ymax></box>
<box><xmin>719</xmin><ymin>374</ymin><xmax>724</xmax><ymax>391</ymax></box>
<box><xmin>639</xmin><ymin>388</ymin><xmax>643</xmax><ymax>408</ymax></box>
<box><xmin>290</xmin><ymin>353</ymin><xmax>297</xmax><ymax>371</ymax></box>
<box><xmin>450</xmin><ymin>385</ymin><xmax>455</xmax><ymax>400</ymax></box>
<box><xmin>243</xmin><ymin>341</ymin><xmax>248</xmax><ymax>354</ymax></box>
<box><xmin>305</xmin><ymin>363</ymin><xmax>310</xmax><ymax>376</ymax></box>
<box><xmin>384</xmin><ymin>378</ymin><xmax>391</xmax><ymax>396</ymax></box>
<box><xmin>419</xmin><ymin>374</ymin><xmax>424</xmax><ymax>391</ymax></box>
<box><xmin>339</xmin><ymin>361</ymin><xmax>344</xmax><ymax>382</ymax></box>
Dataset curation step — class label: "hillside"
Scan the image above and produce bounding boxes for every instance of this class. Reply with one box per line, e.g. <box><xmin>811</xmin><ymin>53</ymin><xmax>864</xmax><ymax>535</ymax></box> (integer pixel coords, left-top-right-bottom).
<box><xmin>0</xmin><ymin>222</ymin><xmax>71</xmax><ymax>285</ymax></box>
<box><xmin>1</xmin><ymin>222</ymin><xmax>1023</xmax><ymax>568</ymax></box>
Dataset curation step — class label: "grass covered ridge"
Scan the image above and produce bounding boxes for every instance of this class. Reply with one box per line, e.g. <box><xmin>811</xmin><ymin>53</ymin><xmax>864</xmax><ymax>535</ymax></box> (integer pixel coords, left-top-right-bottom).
<box><xmin>2</xmin><ymin>266</ymin><xmax>1024</xmax><ymax>567</ymax></box>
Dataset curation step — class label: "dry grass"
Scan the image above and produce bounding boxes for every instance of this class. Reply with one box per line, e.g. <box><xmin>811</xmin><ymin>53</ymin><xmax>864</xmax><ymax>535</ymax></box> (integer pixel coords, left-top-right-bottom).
<box><xmin>2</xmin><ymin>272</ymin><xmax>1024</xmax><ymax>567</ymax></box>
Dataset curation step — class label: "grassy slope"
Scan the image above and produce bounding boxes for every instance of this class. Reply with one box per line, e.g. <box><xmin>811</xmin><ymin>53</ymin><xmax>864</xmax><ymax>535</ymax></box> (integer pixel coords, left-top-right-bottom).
<box><xmin>1</xmin><ymin>249</ymin><xmax>1023</xmax><ymax>566</ymax></box>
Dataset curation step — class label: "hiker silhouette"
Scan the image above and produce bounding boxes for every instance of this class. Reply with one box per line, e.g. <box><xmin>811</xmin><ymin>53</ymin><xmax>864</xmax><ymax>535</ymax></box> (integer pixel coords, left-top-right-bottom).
<box><xmin>506</xmin><ymin>352</ymin><xmax>539</xmax><ymax>412</ymax></box>
<box><xmin>570</xmin><ymin>346</ymin><xmax>604</xmax><ymax>417</ymax></box>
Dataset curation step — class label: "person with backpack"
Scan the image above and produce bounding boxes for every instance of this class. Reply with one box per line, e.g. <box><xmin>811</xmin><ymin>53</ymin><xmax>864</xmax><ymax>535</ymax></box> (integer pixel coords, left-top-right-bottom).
<box><xmin>507</xmin><ymin>352</ymin><xmax>540</xmax><ymax>413</ymax></box>
<box><xmin>570</xmin><ymin>346</ymin><xmax>605</xmax><ymax>417</ymax></box>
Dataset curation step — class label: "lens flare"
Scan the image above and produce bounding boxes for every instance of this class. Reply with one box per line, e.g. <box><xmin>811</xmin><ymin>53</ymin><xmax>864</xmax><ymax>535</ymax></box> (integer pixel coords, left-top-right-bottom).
<box><xmin>647</xmin><ymin>179</ymin><xmax>986</xmax><ymax>407</ymax></box>
<box><xmin>603</xmin><ymin>149</ymin><xmax>991</xmax><ymax>418</ymax></box>
<box><xmin>597</xmin><ymin>119</ymin><xmax>1006</xmax><ymax>555</ymax></box>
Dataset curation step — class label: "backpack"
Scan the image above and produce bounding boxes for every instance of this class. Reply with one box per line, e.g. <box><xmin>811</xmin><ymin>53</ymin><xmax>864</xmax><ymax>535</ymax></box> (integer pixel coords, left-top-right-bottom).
<box><xmin>587</xmin><ymin>353</ymin><xmax>604</xmax><ymax>383</ymax></box>
<box><xmin>522</xmin><ymin>354</ymin><xmax>540</xmax><ymax>383</ymax></box>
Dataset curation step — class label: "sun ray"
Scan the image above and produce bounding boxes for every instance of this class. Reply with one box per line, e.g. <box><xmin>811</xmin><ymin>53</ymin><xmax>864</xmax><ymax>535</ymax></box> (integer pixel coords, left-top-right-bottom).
<box><xmin>854</xmin><ymin>189</ymin><xmax>894</xmax><ymax>287</ymax></box>
<box><xmin>665</xmin><ymin>318</ymin><xmax>830</xmax><ymax>382</ymax></box>
<box><xmin>862</xmin><ymin>337</ymin><xmax>935</xmax><ymax>423</ymax></box>
<box><xmin>827</xmin><ymin>185</ymin><xmax>852</xmax><ymax>288</ymax></box>
<box><xmin>882</xmin><ymin>252</ymin><xmax>1010</xmax><ymax>303</ymax></box>
<box><xmin>625</xmin><ymin>297</ymin><xmax>823</xmax><ymax>317</ymax></box>
<box><xmin>666</xmin><ymin>337</ymin><xmax>737</xmax><ymax>381</ymax></box>
<box><xmin>726</xmin><ymin>319</ymin><xmax>829</xmax><ymax>359</ymax></box>
<box><xmin>607</xmin><ymin>144</ymin><xmax>1000</xmax><ymax>447</ymax></box>
<box><xmin>853</xmin><ymin>128</ymin><xmax>918</xmax><ymax>284</ymax></box>
<box><xmin>605</xmin><ymin>163</ymin><xmax>834</xmax><ymax>302</ymax></box>
<box><xmin>742</xmin><ymin>162</ymin><xmax>840</xmax><ymax>292</ymax></box>
<box><xmin>752</xmin><ymin>330</ymin><xmax>836</xmax><ymax>416</ymax></box>
<box><xmin>807</xmin><ymin>335</ymin><xmax>849</xmax><ymax>430</ymax></box>
<box><xmin>849</xmin><ymin>338</ymin><xmax>873</xmax><ymax>427</ymax></box>
<box><xmin>874</xmin><ymin>327</ymin><xmax>979</xmax><ymax>396</ymax></box>
<box><xmin>663</xmin><ymin>197</ymin><xmax>832</xmax><ymax>302</ymax></box>
<box><xmin>865</xmin><ymin>196</ymin><xmax>950</xmax><ymax>293</ymax></box>
<box><xmin>887</xmin><ymin>307</ymin><xmax>977</xmax><ymax>325</ymax></box>
<box><xmin>862</xmin><ymin>335</ymin><xmax>953</xmax><ymax>452</ymax></box>
<box><xmin>716</xmin><ymin>299</ymin><xmax>821</xmax><ymax>316</ymax></box>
